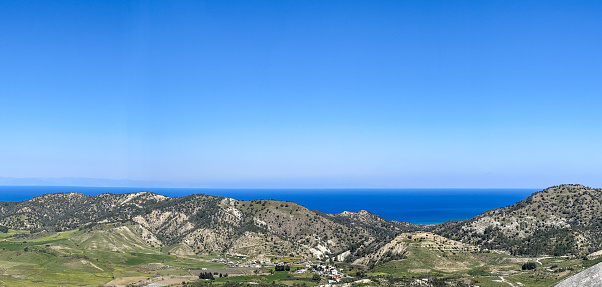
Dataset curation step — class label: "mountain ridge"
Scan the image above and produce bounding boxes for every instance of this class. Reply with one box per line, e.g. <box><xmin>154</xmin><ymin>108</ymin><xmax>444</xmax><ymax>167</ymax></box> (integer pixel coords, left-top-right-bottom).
<box><xmin>2</xmin><ymin>184</ymin><xmax>601</xmax><ymax>260</ymax></box>
<box><xmin>0</xmin><ymin>191</ymin><xmax>420</xmax><ymax>259</ymax></box>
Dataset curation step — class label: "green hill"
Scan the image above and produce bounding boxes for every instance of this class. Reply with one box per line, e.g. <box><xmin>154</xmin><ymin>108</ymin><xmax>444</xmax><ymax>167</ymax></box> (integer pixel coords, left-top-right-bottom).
<box><xmin>2</xmin><ymin>184</ymin><xmax>602</xmax><ymax>286</ymax></box>
<box><xmin>431</xmin><ymin>184</ymin><xmax>602</xmax><ymax>256</ymax></box>
<box><xmin>0</xmin><ymin>192</ymin><xmax>419</xmax><ymax>259</ymax></box>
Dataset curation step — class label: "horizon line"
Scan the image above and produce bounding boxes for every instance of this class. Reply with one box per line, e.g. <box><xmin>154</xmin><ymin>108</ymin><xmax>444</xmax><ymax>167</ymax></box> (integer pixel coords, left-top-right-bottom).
<box><xmin>0</xmin><ymin>184</ymin><xmax>545</xmax><ymax>189</ymax></box>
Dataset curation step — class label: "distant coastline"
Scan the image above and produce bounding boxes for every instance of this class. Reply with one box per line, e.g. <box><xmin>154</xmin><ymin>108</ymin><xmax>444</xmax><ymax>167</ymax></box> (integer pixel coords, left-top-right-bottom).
<box><xmin>0</xmin><ymin>186</ymin><xmax>536</xmax><ymax>224</ymax></box>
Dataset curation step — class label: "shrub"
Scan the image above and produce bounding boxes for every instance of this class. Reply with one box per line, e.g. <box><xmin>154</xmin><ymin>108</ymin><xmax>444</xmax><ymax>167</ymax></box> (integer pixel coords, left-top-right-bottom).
<box><xmin>522</xmin><ymin>262</ymin><xmax>537</xmax><ymax>270</ymax></box>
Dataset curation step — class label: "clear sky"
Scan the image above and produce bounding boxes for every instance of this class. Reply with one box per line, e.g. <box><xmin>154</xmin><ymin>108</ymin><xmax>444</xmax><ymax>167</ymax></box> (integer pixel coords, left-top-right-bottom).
<box><xmin>1</xmin><ymin>1</ymin><xmax>601</xmax><ymax>188</ymax></box>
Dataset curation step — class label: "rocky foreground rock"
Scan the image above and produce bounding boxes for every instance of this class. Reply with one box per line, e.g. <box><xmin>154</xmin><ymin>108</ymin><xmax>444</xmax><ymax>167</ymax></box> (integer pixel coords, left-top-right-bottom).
<box><xmin>555</xmin><ymin>261</ymin><xmax>602</xmax><ymax>287</ymax></box>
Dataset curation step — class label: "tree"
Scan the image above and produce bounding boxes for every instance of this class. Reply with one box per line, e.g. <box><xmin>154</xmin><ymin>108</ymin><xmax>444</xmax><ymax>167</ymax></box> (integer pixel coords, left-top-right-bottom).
<box><xmin>0</xmin><ymin>226</ymin><xmax>8</xmax><ymax>233</ymax></box>
<box><xmin>312</xmin><ymin>274</ymin><xmax>321</xmax><ymax>282</ymax></box>
<box><xmin>199</xmin><ymin>272</ymin><xmax>215</xmax><ymax>280</ymax></box>
<box><xmin>522</xmin><ymin>262</ymin><xmax>537</xmax><ymax>270</ymax></box>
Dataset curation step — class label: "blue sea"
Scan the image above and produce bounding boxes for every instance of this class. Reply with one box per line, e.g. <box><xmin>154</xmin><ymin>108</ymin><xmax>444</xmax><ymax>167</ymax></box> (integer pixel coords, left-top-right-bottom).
<box><xmin>0</xmin><ymin>186</ymin><xmax>537</xmax><ymax>224</ymax></box>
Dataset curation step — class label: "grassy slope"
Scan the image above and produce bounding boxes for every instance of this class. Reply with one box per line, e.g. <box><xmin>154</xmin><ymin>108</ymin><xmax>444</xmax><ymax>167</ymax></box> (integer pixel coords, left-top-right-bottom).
<box><xmin>367</xmin><ymin>233</ymin><xmax>598</xmax><ymax>287</ymax></box>
<box><xmin>373</xmin><ymin>252</ymin><xmax>598</xmax><ymax>287</ymax></box>
<box><xmin>0</xmin><ymin>228</ymin><xmax>223</xmax><ymax>287</ymax></box>
<box><xmin>0</xmin><ymin>226</ymin><xmax>321</xmax><ymax>287</ymax></box>
<box><xmin>1</xmin><ymin>223</ymin><xmax>598</xmax><ymax>287</ymax></box>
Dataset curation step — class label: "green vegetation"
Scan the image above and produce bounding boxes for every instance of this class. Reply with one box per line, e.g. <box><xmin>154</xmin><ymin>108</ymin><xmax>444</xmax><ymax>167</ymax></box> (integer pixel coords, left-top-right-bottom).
<box><xmin>0</xmin><ymin>185</ymin><xmax>600</xmax><ymax>286</ymax></box>
<box><xmin>0</xmin><ymin>228</ymin><xmax>28</xmax><ymax>239</ymax></box>
<box><xmin>0</xmin><ymin>224</ymin><xmax>591</xmax><ymax>287</ymax></box>
<box><xmin>0</xmin><ymin>228</ymin><xmax>225</xmax><ymax>286</ymax></box>
<box><xmin>522</xmin><ymin>262</ymin><xmax>537</xmax><ymax>270</ymax></box>
<box><xmin>368</xmin><ymin>250</ymin><xmax>589</xmax><ymax>287</ymax></box>
<box><xmin>432</xmin><ymin>184</ymin><xmax>602</xmax><ymax>256</ymax></box>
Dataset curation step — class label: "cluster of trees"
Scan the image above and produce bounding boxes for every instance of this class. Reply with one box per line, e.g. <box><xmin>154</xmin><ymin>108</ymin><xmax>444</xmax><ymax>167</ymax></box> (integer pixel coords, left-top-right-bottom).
<box><xmin>198</xmin><ymin>272</ymin><xmax>214</xmax><ymax>280</ymax></box>
<box><xmin>0</xmin><ymin>225</ymin><xmax>8</xmax><ymax>233</ymax></box>
<box><xmin>274</xmin><ymin>265</ymin><xmax>290</xmax><ymax>271</ymax></box>
<box><xmin>522</xmin><ymin>262</ymin><xmax>537</xmax><ymax>270</ymax></box>
<box><xmin>198</xmin><ymin>272</ymin><xmax>228</xmax><ymax>280</ymax></box>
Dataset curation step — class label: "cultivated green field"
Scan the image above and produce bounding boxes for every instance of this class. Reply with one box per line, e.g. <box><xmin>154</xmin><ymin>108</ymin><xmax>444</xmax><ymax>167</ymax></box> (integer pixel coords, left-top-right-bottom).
<box><xmin>0</xmin><ymin>227</ymin><xmax>225</xmax><ymax>286</ymax></box>
<box><xmin>0</xmin><ymin>226</ymin><xmax>596</xmax><ymax>287</ymax></box>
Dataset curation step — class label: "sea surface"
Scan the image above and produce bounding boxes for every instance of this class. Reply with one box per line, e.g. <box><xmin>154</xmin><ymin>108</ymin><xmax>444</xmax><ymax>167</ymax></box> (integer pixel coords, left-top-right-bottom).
<box><xmin>0</xmin><ymin>186</ymin><xmax>538</xmax><ymax>224</ymax></box>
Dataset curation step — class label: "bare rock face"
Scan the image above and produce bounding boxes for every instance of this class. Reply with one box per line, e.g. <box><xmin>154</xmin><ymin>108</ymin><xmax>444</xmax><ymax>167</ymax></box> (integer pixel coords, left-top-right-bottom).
<box><xmin>556</xmin><ymin>261</ymin><xmax>602</xmax><ymax>287</ymax></box>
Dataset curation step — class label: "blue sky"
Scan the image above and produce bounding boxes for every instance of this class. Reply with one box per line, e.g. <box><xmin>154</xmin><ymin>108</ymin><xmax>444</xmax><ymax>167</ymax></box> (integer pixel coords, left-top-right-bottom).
<box><xmin>1</xmin><ymin>0</ymin><xmax>601</xmax><ymax>188</ymax></box>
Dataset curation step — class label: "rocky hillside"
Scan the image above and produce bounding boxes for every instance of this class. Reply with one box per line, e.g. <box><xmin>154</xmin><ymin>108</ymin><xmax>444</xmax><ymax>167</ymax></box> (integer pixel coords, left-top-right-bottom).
<box><xmin>431</xmin><ymin>184</ymin><xmax>602</xmax><ymax>256</ymax></box>
<box><xmin>3</xmin><ymin>184</ymin><xmax>601</xmax><ymax>260</ymax></box>
<box><xmin>352</xmin><ymin>231</ymin><xmax>478</xmax><ymax>266</ymax></box>
<box><xmin>317</xmin><ymin>210</ymin><xmax>422</xmax><ymax>263</ymax></box>
<box><xmin>0</xmin><ymin>192</ymin><xmax>420</xmax><ymax>258</ymax></box>
<box><xmin>319</xmin><ymin>210</ymin><xmax>417</xmax><ymax>238</ymax></box>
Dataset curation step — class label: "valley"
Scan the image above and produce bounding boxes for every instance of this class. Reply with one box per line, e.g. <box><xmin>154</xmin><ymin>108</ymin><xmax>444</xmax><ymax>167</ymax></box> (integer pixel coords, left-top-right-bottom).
<box><xmin>1</xmin><ymin>184</ymin><xmax>601</xmax><ymax>286</ymax></box>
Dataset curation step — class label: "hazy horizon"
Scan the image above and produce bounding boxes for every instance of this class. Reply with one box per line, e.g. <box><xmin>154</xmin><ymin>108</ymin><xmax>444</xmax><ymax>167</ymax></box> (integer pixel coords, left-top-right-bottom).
<box><xmin>2</xmin><ymin>1</ymin><xmax>601</xmax><ymax>188</ymax></box>
<box><xmin>0</xmin><ymin>176</ymin><xmax>574</xmax><ymax>189</ymax></box>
